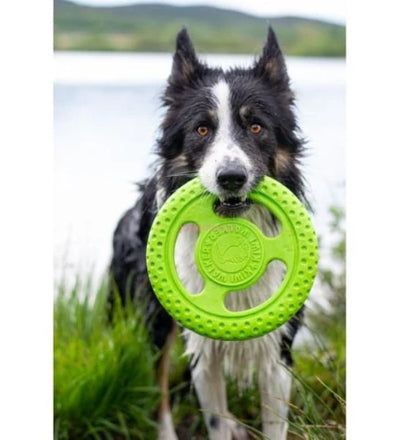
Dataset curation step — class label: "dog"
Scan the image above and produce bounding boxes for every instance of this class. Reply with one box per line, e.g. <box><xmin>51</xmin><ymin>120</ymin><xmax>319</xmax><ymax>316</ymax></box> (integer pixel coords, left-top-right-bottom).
<box><xmin>110</xmin><ymin>27</ymin><xmax>307</xmax><ymax>440</ymax></box>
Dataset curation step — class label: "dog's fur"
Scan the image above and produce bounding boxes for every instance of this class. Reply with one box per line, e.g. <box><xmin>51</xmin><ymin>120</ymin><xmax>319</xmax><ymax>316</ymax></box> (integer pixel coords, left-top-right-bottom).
<box><xmin>110</xmin><ymin>28</ymin><xmax>307</xmax><ymax>440</ymax></box>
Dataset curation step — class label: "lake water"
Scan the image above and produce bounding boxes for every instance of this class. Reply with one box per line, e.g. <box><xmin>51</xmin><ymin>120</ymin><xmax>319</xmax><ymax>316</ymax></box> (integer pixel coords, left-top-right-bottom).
<box><xmin>54</xmin><ymin>52</ymin><xmax>345</xmax><ymax>289</ymax></box>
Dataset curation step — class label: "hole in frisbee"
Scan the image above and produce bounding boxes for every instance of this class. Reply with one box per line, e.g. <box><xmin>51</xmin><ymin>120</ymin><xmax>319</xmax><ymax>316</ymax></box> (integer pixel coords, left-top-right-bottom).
<box><xmin>174</xmin><ymin>223</ymin><xmax>205</xmax><ymax>295</ymax></box>
<box><xmin>245</xmin><ymin>203</ymin><xmax>281</xmax><ymax>237</ymax></box>
<box><xmin>224</xmin><ymin>260</ymin><xmax>287</xmax><ymax>311</ymax></box>
<box><xmin>214</xmin><ymin>197</ymin><xmax>281</xmax><ymax>237</ymax></box>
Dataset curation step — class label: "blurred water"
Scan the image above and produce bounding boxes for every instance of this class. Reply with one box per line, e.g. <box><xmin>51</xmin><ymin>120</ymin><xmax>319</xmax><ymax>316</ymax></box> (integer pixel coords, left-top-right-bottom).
<box><xmin>54</xmin><ymin>52</ymin><xmax>345</xmax><ymax>289</ymax></box>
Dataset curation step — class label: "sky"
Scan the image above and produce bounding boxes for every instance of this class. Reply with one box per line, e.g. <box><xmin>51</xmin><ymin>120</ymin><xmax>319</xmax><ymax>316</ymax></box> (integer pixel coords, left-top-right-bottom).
<box><xmin>73</xmin><ymin>0</ymin><xmax>346</xmax><ymax>24</ymax></box>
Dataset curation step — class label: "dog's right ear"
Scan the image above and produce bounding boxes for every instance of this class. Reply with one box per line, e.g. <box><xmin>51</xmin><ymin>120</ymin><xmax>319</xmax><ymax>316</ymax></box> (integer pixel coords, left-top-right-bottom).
<box><xmin>172</xmin><ymin>28</ymin><xmax>199</xmax><ymax>84</ymax></box>
<box><xmin>164</xmin><ymin>29</ymin><xmax>202</xmax><ymax>103</ymax></box>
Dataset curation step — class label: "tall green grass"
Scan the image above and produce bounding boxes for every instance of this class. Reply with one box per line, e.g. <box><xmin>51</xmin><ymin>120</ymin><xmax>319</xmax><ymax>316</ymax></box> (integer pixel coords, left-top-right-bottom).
<box><xmin>54</xmin><ymin>279</ymin><xmax>159</xmax><ymax>440</ymax></box>
<box><xmin>54</xmin><ymin>207</ymin><xmax>345</xmax><ymax>439</ymax></box>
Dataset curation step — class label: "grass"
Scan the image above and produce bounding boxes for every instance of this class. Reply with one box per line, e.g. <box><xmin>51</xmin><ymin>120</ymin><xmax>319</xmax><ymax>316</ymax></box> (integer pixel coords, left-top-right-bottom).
<box><xmin>54</xmin><ymin>278</ymin><xmax>160</xmax><ymax>440</ymax></box>
<box><xmin>54</xmin><ymin>207</ymin><xmax>346</xmax><ymax>439</ymax></box>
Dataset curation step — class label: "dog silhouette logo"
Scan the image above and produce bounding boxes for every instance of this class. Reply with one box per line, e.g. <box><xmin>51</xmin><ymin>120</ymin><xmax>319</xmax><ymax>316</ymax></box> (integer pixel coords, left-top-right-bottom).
<box><xmin>215</xmin><ymin>240</ymin><xmax>248</xmax><ymax>265</ymax></box>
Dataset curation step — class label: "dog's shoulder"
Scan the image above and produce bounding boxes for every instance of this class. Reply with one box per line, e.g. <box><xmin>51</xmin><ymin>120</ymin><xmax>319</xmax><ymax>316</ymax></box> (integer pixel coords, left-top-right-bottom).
<box><xmin>111</xmin><ymin>176</ymin><xmax>158</xmax><ymax>271</ymax></box>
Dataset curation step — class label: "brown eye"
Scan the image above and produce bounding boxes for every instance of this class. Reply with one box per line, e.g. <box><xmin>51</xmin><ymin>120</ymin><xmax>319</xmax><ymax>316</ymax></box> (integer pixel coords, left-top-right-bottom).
<box><xmin>249</xmin><ymin>124</ymin><xmax>262</xmax><ymax>134</ymax></box>
<box><xmin>196</xmin><ymin>126</ymin><xmax>209</xmax><ymax>137</ymax></box>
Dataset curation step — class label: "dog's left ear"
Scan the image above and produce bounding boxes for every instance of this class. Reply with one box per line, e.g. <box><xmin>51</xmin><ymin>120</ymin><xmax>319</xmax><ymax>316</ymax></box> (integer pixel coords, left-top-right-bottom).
<box><xmin>254</xmin><ymin>27</ymin><xmax>290</xmax><ymax>90</ymax></box>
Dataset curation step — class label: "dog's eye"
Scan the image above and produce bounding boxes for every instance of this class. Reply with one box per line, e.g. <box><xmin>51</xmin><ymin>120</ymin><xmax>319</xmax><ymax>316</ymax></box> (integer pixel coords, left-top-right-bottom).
<box><xmin>249</xmin><ymin>124</ymin><xmax>262</xmax><ymax>134</ymax></box>
<box><xmin>196</xmin><ymin>126</ymin><xmax>209</xmax><ymax>137</ymax></box>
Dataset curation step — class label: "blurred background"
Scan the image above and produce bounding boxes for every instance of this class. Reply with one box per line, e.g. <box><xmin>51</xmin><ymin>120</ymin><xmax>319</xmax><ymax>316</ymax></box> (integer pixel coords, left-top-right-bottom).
<box><xmin>54</xmin><ymin>0</ymin><xmax>345</xmax><ymax>285</ymax></box>
<box><xmin>54</xmin><ymin>1</ymin><xmax>346</xmax><ymax>439</ymax></box>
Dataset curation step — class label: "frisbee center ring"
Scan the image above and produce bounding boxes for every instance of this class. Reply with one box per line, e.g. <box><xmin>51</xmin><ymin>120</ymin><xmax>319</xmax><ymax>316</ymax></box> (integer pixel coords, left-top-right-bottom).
<box><xmin>198</xmin><ymin>223</ymin><xmax>264</xmax><ymax>287</ymax></box>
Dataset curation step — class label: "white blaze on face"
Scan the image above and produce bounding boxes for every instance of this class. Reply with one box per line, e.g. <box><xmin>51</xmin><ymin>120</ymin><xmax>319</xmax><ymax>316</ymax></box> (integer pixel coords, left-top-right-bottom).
<box><xmin>198</xmin><ymin>80</ymin><xmax>252</xmax><ymax>196</ymax></box>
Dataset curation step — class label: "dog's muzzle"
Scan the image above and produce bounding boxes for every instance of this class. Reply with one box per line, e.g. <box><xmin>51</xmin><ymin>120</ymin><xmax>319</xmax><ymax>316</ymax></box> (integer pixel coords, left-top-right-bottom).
<box><xmin>214</xmin><ymin>165</ymin><xmax>251</xmax><ymax>216</ymax></box>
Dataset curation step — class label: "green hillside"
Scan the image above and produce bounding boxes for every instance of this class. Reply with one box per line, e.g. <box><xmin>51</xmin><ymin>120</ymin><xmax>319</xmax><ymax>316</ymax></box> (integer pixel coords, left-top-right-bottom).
<box><xmin>54</xmin><ymin>0</ymin><xmax>345</xmax><ymax>56</ymax></box>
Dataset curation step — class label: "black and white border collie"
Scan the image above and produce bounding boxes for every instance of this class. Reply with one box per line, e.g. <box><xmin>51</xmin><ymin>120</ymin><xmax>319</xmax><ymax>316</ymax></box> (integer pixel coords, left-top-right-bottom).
<box><xmin>110</xmin><ymin>27</ymin><xmax>307</xmax><ymax>440</ymax></box>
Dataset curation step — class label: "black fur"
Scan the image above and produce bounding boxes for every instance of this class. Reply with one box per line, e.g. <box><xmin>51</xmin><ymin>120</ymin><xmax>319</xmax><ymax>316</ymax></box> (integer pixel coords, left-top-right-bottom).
<box><xmin>109</xmin><ymin>177</ymin><xmax>174</xmax><ymax>349</ymax></box>
<box><xmin>209</xmin><ymin>415</ymin><xmax>219</xmax><ymax>429</ymax></box>
<box><xmin>109</xmin><ymin>27</ymin><xmax>306</xmax><ymax>358</ymax></box>
<box><xmin>280</xmin><ymin>306</ymin><xmax>305</xmax><ymax>366</ymax></box>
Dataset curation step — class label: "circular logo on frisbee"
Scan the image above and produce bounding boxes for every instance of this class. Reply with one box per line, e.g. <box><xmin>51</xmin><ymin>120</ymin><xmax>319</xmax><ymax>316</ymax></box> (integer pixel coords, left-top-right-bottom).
<box><xmin>199</xmin><ymin>223</ymin><xmax>264</xmax><ymax>287</ymax></box>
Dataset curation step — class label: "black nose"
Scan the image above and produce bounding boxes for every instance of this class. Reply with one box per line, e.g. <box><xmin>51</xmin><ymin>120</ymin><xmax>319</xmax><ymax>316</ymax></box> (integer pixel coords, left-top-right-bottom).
<box><xmin>217</xmin><ymin>166</ymin><xmax>248</xmax><ymax>191</ymax></box>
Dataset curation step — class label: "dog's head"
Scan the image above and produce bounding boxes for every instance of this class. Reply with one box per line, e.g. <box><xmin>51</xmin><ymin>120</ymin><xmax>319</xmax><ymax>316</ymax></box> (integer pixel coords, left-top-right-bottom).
<box><xmin>157</xmin><ymin>28</ymin><xmax>305</xmax><ymax>215</ymax></box>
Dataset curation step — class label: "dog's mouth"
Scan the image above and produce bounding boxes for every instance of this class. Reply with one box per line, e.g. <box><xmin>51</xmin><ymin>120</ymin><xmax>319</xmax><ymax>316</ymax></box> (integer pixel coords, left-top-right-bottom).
<box><xmin>214</xmin><ymin>196</ymin><xmax>251</xmax><ymax>217</ymax></box>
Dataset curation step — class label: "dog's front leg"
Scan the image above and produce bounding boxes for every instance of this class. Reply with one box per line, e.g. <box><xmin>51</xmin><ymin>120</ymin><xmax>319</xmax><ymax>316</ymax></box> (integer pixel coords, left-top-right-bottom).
<box><xmin>192</xmin><ymin>353</ymin><xmax>248</xmax><ymax>440</ymax></box>
<box><xmin>192</xmin><ymin>353</ymin><xmax>230</xmax><ymax>440</ymax></box>
<box><xmin>258</xmin><ymin>362</ymin><xmax>292</xmax><ymax>440</ymax></box>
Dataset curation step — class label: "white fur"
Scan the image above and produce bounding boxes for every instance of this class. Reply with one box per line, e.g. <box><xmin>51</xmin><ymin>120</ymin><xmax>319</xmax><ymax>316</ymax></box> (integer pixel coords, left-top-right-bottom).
<box><xmin>156</xmin><ymin>185</ymin><xmax>167</xmax><ymax>210</ymax></box>
<box><xmin>174</xmin><ymin>203</ymin><xmax>292</xmax><ymax>439</ymax></box>
<box><xmin>158</xmin><ymin>411</ymin><xmax>178</xmax><ymax>440</ymax></box>
<box><xmin>175</xmin><ymin>223</ymin><xmax>204</xmax><ymax>294</ymax></box>
<box><xmin>259</xmin><ymin>362</ymin><xmax>292</xmax><ymax>440</ymax></box>
<box><xmin>198</xmin><ymin>80</ymin><xmax>253</xmax><ymax>197</ymax></box>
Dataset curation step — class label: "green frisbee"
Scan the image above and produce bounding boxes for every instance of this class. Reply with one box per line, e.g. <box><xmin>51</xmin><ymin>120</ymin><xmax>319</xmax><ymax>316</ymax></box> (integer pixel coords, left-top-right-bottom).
<box><xmin>146</xmin><ymin>176</ymin><xmax>318</xmax><ymax>341</ymax></box>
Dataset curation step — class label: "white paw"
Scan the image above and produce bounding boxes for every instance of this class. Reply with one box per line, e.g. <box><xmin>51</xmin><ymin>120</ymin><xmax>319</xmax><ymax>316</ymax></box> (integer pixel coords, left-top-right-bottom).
<box><xmin>231</xmin><ymin>425</ymin><xmax>249</xmax><ymax>440</ymax></box>
<box><xmin>226</xmin><ymin>415</ymin><xmax>249</xmax><ymax>440</ymax></box>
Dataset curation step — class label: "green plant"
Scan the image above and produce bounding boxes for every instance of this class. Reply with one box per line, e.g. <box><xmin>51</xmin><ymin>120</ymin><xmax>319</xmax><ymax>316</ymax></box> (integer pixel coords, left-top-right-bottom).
<box><xmin>54</xmin><ymin>279</ymin><xmax>159</xmax><ymax>440</ymax></box>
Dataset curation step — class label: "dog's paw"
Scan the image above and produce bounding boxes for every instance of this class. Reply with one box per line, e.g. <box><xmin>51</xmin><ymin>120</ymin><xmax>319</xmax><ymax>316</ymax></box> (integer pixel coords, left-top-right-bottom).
<box><xmin>226</xmin><ymin>416</ymin><xmax>249</xmax><ymax>440</ymax></box>
<box><xmin>158</xmin><ymin>426</ymin><xmax>178</xmax><ymax>440</ymax></box>
<box><xmin>231</xmin><ymin>425</ymin><xmax>249</xmax><ymax>440</ymax></box>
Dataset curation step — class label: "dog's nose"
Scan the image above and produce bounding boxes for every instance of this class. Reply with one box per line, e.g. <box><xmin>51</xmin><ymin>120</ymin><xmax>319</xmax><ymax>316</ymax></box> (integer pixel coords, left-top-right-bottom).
<box><xmin>217</xmin><ymin>166</ymin><xmax>248</xmax><ymax>191</ymax></box>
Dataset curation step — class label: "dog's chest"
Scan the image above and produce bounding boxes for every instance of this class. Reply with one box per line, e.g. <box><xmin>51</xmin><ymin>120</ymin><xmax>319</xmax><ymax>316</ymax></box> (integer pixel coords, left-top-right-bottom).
<box><xmin>174</xmin><ymin>205</ymin><xmax>288</xmax><ymax>387</ymax></box>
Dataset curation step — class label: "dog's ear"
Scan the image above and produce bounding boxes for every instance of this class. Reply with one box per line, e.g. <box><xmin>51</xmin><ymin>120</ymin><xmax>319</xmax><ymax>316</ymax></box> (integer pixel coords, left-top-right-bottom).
<box><xmin>163</xmin><ymin>29</ymin><xmax>206</xmax><ymax>105</ymax></box>
<box><xmin>254</xmin><ymin>27</ymin><xmax>290</xmax><ymax>90</ymax></box>
<box><xmin>170</xmin><ymin>28</ymin><xmax>200</xmax><ymax>87</ymax></box>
